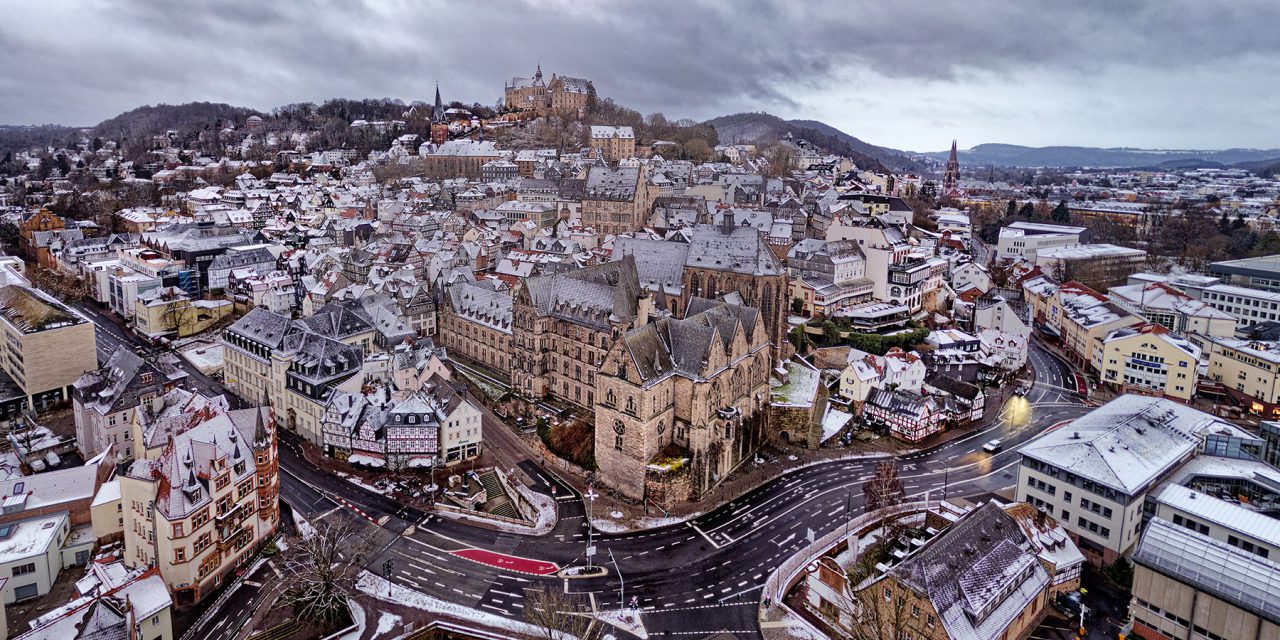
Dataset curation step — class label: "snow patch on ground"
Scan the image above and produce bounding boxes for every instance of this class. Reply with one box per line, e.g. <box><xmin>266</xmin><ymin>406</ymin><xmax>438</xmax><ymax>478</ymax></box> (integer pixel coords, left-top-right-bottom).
<box><xmin>338</xmin><ymin>596</ymin><xmax>365</xmax><ymax>640</ymax></box>
<box><xmin>373</xmin><ymin>612</ymin><xmax>400</xmax><ymax>638</ymax></box>
<box><xmin>296</xmin><ymin>517</ymin><xmax>317</xmax><ymax>541</ymax></box>
<box><xmin>596</xmin><ymin>609</ymin><xmax>647</xmax><ymax>639</ymax></box>
<box><xmin>592</xmin><ymin>514</ymin><xmax>695</xmax><ymax>534</ymax></box>
<box><xmin>357</xmin><ymin>571</ymin><xmax>574</xmax><ymax>639</ymax></box>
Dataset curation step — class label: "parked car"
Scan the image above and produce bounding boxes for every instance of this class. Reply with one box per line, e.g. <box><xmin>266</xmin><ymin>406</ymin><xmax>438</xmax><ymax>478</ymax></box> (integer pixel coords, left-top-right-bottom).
<box><xmin>982</xmin><ymin>439</ymin><xmax>1003</xmax><ymax>453</ymax></box>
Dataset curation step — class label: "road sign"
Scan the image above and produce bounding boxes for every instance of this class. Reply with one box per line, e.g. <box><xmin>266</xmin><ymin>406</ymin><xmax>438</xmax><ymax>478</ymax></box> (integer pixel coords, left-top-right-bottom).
<box><xmin>586</xmin><ymin>546</ymin><xmax>596</xmax><ymax>557</ymax></box>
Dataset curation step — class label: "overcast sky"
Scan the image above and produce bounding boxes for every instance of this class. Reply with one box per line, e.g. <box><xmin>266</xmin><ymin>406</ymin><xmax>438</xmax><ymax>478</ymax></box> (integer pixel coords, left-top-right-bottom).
<box><xmin>2</xmin><ymin>0</ymin><xmax>1278</xmax><ymax>152</ymax></box>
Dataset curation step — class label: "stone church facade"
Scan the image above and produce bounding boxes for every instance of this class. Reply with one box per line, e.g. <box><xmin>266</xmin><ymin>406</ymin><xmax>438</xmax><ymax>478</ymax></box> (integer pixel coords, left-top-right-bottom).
<box><xmin>594</xmin><ymin>298</ymin><xmax>772</xmax><ymax>504</ymax></box>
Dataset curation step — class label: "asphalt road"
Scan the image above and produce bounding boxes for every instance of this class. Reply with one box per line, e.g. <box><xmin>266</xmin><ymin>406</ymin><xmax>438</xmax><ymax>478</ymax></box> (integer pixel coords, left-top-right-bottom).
<box><xmin>72</xmin><ymin>304</ymin><xmax>1088</xmax><ymax>638</ymax></box>
<box><xmin>278</xmin><ymin>341</ymin><xmax>1090</xmax><ymax>638</ymax></box>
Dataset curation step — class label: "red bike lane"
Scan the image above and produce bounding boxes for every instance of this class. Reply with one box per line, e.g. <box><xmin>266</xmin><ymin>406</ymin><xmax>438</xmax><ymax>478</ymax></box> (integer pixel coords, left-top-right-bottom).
<box><xmin>451</xmin><ymin>548</ymin><xmax>560</xmax><ymax>575</ymax></box>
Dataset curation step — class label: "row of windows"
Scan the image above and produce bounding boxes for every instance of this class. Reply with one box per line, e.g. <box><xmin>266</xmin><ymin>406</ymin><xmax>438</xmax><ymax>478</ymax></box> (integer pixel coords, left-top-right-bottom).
<box><xmin>1227</xmin><ymin>535</ymin><xmax>1272</xmax><ymax>559</ymax></box>
<box><xmin>1076</xmin><ymin>516</ymin><xmax>1111</xmax><ymax>539</ymax></box>
<box><xmin>1171</xmin><ymin>513</ymin><xmax>1210</xmax><ymax>535</ymax></box>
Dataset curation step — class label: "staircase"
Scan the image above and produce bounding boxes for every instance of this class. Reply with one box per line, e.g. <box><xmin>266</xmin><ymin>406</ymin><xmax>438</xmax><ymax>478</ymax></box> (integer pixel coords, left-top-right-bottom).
<box><xmin>478</xmin><ymin>470</ymin><xmax>521</xmax><ymax>520</ymax></box>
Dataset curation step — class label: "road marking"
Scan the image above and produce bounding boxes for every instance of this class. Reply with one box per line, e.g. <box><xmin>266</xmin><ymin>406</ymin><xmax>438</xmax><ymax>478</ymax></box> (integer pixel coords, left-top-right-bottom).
<box><xmin>688</xmin><ymin>522</ymin><xmax>727</xmax><ymax>549</ymax></box>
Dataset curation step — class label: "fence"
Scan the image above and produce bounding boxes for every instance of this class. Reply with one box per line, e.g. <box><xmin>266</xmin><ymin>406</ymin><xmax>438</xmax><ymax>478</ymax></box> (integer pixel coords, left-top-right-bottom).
<box><xmin>761</xmin><ymin>500</ymin><xmax>938</xmax><ymax>620</ymax></box>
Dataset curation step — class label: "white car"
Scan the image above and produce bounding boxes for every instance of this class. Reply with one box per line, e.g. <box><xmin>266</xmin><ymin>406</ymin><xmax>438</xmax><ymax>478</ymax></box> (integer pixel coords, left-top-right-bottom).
<box><xmin>982</xmin><ymin>439</ymin><xmax>1003</xmax><ymax>453</ymax></box>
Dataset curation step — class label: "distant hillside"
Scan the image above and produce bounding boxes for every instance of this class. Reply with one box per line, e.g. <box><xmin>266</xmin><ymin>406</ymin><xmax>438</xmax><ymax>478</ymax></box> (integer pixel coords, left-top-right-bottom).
<box><xmin>922</xmin><ymin>142</ymin><xmax>1280</xmax><ymax>169</ymax></box>
<box><xmin>0</xmin><ymin>124</ymin><xmax>80</xmax><ymax>155</ymax></box>
<box><xmin>92</xmin><ymin>102</ymin><xmax>264</xmax><ymax>141</ymax></box>
<box><xmin>704</xmin><ymin>112</ymin><xmax>923</xmax><ymax>171</ymax></box>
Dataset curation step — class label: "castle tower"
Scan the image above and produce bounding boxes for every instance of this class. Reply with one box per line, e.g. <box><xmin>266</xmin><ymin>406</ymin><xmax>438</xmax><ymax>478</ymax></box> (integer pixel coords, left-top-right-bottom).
<box><xmin>943</xmin><ymin>139</ymin><xmax>960</xmax><ymax>195</ymax></box>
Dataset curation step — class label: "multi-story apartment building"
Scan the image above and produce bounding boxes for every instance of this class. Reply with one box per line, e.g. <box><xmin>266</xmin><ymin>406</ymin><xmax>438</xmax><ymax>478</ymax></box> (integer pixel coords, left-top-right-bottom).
<box><xmin>996</xmin><ymin>221</ymin><xmax>1086</xmax><ymax>262</ymax></box>
<box><xmin>1107</xmin><ymin>281</ymin><xmax>1236</xmax><ymax>353</ymax></box>
<box><xmin>73</xmin><ymin>348</ymin><xmax>183</xmax><ymax>461</ymax></box>
<box><xmin>1096</xmin><ymin>323</ymin><xmax>1200</xmax><ymax>402</ymax></box>
<box><xmin>1199</xmin><ymin>283</ymin><xmax>1280</xmax><ymax>328</ymax></box>
<box><xmin>825</xmin><ymin>215</ymin><xmax>912</xmax><ymax>304</ymax></box>
<box><xmin>786</xmin><ymin>239</ymin><xmax>874</xmax><ymax>316</ymax></box>
<box><xmin>119</xmin><ymin>397</ymin><xmax>278</xmax><ymax>606</ymax></box>
<box><xmin>0</xmin><ymin>284</ymin><xmax>98</xmax><ymax>410</ymax></box>
<box><xmin>594</xmin><ymin>298</ymin><xmax>772</xmax><ymax>503</ymax></box>
<box><xmin>510</xmin><ymin>258</ymin><xmax>649</xmax><ymax>410</ymax></box>
<box><xmin>1016</xmin><ymin>395</ymin><xmax>1248</xmax><ymax>564</ymax></box>
<box><xmin>589</xmin><ymin>126</ymin><xmax>636</xmax><ymax>164</ymax></box>
<box><xmin>1206</xmin><ymin>337</ymin><xmax>1280</xmax><ymax>417</ymax></box>
<box><xmin>1044</xmin><ymin>280</ymin><xmax>1141</xmax><ymax>368</ymax></box>
<box><xmin>437</xmin><ymin>279</ymin><xmax>513</xmax><ymax>380</ymax></box>
<box><xmin>322</xmin><ymin>377</ymin><xmax>482</xmax><ymax>467</ymax></box>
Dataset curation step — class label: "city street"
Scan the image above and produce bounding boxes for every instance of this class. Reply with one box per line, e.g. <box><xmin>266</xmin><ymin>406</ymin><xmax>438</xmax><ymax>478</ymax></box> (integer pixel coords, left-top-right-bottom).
<box><xmin>277</xmin><ymin>341</ymin><xmax>1090</xmax><ymax>638</ymax></box>
<box><xmin>74</xmin><ymin>306</ymin><xmax>1088</xmax><ymax>637</ymax></box>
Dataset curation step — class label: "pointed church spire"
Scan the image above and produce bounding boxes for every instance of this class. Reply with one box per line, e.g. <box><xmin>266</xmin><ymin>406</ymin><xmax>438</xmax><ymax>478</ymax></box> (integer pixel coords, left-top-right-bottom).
<box><xmin>535</xmin><ymin>63</ymin><xmax>543</xmax><ymax>83</ymax></box>
<box><xmin>943</xmin><ymin>139</ymin><xmax>960</xmax><ymax>195</ymax></box>
<box><xmin>254</xmin><ymin>391</ymin><xmax>270</xmax><ymax>446</ymax></box>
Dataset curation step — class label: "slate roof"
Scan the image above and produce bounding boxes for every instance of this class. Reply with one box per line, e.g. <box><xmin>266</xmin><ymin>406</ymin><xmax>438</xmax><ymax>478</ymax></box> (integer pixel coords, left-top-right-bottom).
<box><xmin>208</xmin><ymin>246</ymin><xmax>276</xmax><ymax>272</ymax></box>
<box><xmin>686</xmin><ymin>224</ymin><xmax>784</xmax><ymax>276</ymax></box>
<box><xmin>622</xmin><ymin>298</ymin><xmax>760</xmax><ymax>385</ymax></box>
<box><xmin>226</xmin><ymin>306</ymin><xmax>292</xmax><ymax>349</ymax></box>
<box><xmin>72</xmin><ymin>346</ymin><xmax>174</xmax><ymax>415</ymax></box>
<box><xmin>889</xmin><ymin>501</ymin><xmax>1051</xmax><ymax>640</ymax></box>
<box><xmin>522</xmin><ymin>256</ymin><xmax>642</xmax><ymax>329</ymax></box>
<box><xmin>585</xmin><ymin>166</ymin><xmax>639</xmax><ymax>201</ymax></box>
<box><xmin>447</xmin><ymin>280</ymin><xmax>513</xmax><ymax>334</ymax></box>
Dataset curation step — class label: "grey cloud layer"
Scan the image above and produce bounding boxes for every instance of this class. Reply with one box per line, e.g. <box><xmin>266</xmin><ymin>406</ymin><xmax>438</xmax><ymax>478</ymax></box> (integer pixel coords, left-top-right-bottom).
<box><xmin>1</xmin><ymin>0</ymin><xmax>1277</xmax><ymax>148</ymax></box>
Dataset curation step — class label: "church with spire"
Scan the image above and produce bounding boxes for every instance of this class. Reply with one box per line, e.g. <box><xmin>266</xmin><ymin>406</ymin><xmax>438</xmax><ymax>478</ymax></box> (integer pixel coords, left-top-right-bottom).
<box><xmin>429</xmin><ymin>81</ymin><xmax>449</xmax><ymax>144</ymax></box>
<box><xmin>942</xmin><ymin>140</ymin><xmax>961</xmax><ymax>196</ymax></box>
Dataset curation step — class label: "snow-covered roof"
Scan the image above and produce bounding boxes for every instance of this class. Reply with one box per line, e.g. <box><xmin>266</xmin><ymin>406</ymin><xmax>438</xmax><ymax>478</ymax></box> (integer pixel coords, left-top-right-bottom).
<box><xmin>1156</xmin><ymin>483</ymin><xmax>1280</xmax><ymax>549</ymax></box>
<box><xmin>1019</xmin><ymin>395</ymin><xmax>1230</xmax><ymax>496</ymax></box>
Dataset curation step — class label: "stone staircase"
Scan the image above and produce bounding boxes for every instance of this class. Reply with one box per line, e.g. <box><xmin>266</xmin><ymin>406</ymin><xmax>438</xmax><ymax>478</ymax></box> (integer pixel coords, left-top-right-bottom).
<box><xmin>479</xmin><ymin>470</ymin><xmax>520</xmax><ymax>520</ymax></box>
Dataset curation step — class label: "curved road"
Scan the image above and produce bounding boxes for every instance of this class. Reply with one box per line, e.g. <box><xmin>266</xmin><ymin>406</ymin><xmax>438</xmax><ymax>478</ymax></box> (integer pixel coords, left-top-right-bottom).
<box><xmin>275</xmin><ymin>341</ymin><xmax>1090</xmax><ymax>638</ymax></box>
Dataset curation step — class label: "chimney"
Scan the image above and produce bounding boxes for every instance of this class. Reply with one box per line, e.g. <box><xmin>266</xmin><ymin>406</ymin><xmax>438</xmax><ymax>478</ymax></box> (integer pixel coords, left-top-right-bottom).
<box><xmin>635</xmin><ymin>291</ymin><xmax>653</xmax><ymax>328</ymax></box>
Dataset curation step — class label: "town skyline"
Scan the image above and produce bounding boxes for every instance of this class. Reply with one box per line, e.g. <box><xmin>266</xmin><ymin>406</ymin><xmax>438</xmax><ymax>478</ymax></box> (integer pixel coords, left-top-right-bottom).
<box><xmin>3</xmin><ymin>0</ymin><xmax>1279</xmax><ymax>151</ymax></box>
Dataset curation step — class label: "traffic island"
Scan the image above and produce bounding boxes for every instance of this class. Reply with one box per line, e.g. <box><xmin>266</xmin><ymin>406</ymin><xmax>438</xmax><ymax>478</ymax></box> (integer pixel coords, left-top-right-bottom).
<box><xmin>558</xmin><ymin>564</ymin><xmax>608</xmax><ymax>579</ymax></box>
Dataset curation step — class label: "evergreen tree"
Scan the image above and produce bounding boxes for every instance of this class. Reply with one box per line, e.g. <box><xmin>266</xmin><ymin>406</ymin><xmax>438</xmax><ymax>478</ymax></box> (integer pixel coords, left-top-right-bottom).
<box><xmin>1005</xmin><ymin>199</ymin><xmax>1018</xmax><ymax>219</ymax></box>
<box><xmin>1219</xmin><ymin>210</ymin><xmax>1231</xmax><ymax>233</ymax></box>
<box><xmin>1051</xmin><ymin>200</ymin><xmax>1071</xmax><ymax>223</ymax></box>
<box><xmin>1018</xmin><ymin>202</ymin><xmax>1036</xmax><ymax>219</ymax></box>
<box><xmin>1233</xmin><ymin>211</ymin><xmax>1247</xmax><ymax>232</ymax></box>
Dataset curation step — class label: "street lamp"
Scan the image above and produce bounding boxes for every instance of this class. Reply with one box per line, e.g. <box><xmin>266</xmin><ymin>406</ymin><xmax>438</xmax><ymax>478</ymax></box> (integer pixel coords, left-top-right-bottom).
<box><xmin>585</xmin><ymin>488</ymin><xmax>598</xmax><ymax>570</ymax></box>
<box><xmin>609</xmin><ymin>548</ymin><xmax>624</xmax><ymax>612</ymax></box>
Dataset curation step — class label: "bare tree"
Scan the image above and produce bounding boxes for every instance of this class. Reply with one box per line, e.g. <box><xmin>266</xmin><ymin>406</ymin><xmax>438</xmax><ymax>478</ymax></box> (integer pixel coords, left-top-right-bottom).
<box><xmin>280</xmin><ymin>519</ymin><xmax>370</xmax><ymax>632</ymax></box>
<box><xmin>863</xmin><ymin>460</ymin><xmax>905</xmax><ymax>514</ymax></box>
<box><xmin>522</xmin><ymin>583</ymin><xmax>592</xmax><ymax>640</ymax></box>
<box><xmin>845</xmin><ymin>579</ymin><xmax>929</xmax><ymax>640</ymax></box>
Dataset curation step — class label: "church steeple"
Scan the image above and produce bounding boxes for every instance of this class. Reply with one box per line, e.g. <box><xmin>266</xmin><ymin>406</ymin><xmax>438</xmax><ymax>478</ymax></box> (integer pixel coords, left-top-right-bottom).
<box><xmin>433</xmin><ymin>81</ymin><xmax>444</xmax><ymax>122</ymax></box>
<box><xmin>943</xmin><ymin>139</ymin><xmax>960</xmax><ymax>195</ymax></box>
<box><xmin>534</xmin><ymin>64</ymin><xmax>544</xmax><ymax>83</ymax></box>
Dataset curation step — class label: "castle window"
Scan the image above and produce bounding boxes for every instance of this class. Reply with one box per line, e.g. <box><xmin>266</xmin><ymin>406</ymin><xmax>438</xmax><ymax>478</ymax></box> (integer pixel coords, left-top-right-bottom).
<box><xmin>625</xmin><ymin>396</ymin><xmax>636</xmax><ymax>416</ymax></box>
<box><xmin>615</xmin><ymin>434</ymin><xmax>623</xmax><ymax>450</ymax></box>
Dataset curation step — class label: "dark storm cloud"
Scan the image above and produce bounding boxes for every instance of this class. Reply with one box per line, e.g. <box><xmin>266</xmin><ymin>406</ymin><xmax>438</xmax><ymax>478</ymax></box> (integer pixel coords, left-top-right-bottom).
<box><xmin>2</xmin><ymin>0</ymin><xmax>1278</xmax><ymax>148</ymax></box>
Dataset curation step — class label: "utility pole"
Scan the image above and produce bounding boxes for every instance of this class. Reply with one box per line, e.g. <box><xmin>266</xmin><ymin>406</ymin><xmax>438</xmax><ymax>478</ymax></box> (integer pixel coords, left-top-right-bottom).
<box><xmin>585</xmin><ymin>488</ymin><xmax>598</xmax><ymax>571</ymax></box>
<box><xmin>609</xmin><ymin>548</ymin><xmax>624</xmax><ymax>612</ymax></box>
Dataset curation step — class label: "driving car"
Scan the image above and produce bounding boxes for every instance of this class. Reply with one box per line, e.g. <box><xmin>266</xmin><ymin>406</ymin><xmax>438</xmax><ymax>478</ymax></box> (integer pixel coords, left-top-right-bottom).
<box><xmin>982</xmin><ymin>439</ymin><xmax>1003</xmax><ymax>453</ymax></box>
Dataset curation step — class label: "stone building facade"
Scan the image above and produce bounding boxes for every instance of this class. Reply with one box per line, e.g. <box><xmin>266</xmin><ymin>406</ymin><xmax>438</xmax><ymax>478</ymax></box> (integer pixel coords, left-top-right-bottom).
<box><xmin>594</xmin><ymin>298</ymin><xmax>772</xmax><ymax>502</ymax></box>
<box><xmin>580</xmin><ymin>166</ymin><xmax>653</xmax><ymax>237</ymax></box>
<box><xmin>589</xmin><ymin>126</ymin><xmax>636</xmax><ymax>164</ymax></box>
<box><xmin>511</xmin><ymin>257</ymin><xmax>650</xmax><ymax>410</ymax></box>
<box><xmin>680</xmin><ymin>224</ymin><xmax>790</xmax><ymax>354</ymax></box>
<box><xmin>504</xmin><ymin>66</ymin><xmax>592</xmax><ymax>117</ymax></box>
<box><xmin>436</xmin><ymin>280</ymin><xmax>513</xmax><ymax>379</ymax></box>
